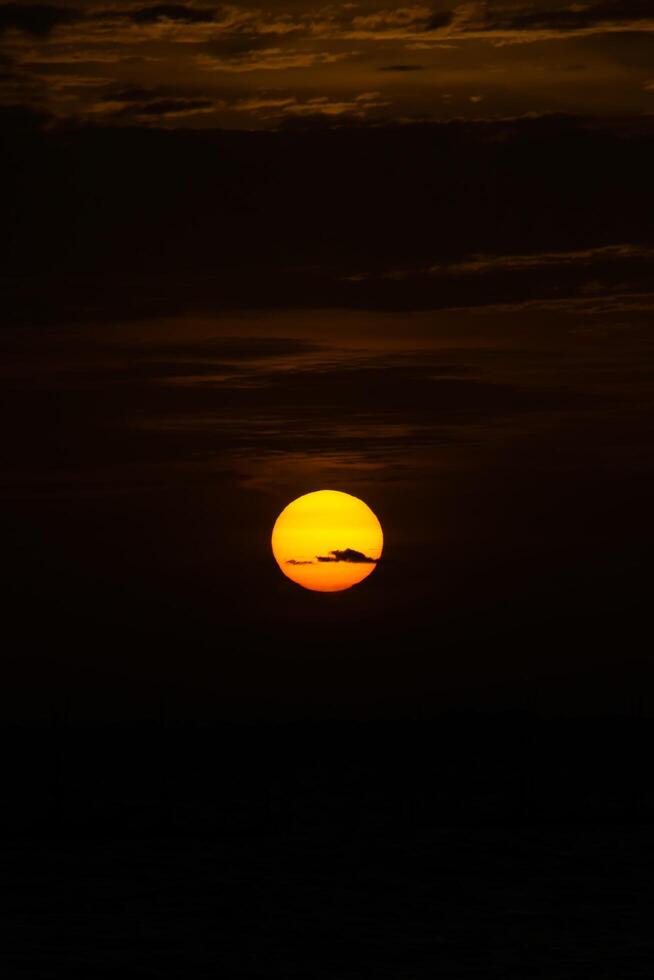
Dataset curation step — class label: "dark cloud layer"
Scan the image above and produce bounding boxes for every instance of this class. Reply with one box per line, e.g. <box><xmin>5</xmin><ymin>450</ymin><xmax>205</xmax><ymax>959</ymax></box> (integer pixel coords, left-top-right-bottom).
<box><xmin>2</xmin><ymin>114</ymin><xmax>653</xmax><ymax>323</ymax></box>
<box><xmin>129</xmin><ymin>4</ymin><xmax>217</xmax><ymax>25</ymax></box>
<box><xmin>0</xmin><ymin>3</ymin><xmax>76</xmax><ymax>37</ymax></box>
<box><xmin>490</xmin><ymin>0</ymin><xmax>654</xmax><ymax>32</ymax></box>
<box><xmin>114</xmin><ymin>95</ymin><xmax>216</xmax><ymax>119</ymax></box>
<box><xmin>378</xmin><ymin>64</ymin><xmax>426</xmax><ymax>72</ymax></box>
<box><xmin>2</xmin><ymin>0</ymin><xmax>654</xmax><ymax>128</ymax></box>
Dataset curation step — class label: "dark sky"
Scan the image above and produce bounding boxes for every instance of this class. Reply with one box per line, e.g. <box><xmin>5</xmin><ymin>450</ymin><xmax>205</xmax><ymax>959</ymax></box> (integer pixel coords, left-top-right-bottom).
<box><xmin>2</xmin><ymin>2</ymin><xmax>654</xmax><ymax>720</ymax></box>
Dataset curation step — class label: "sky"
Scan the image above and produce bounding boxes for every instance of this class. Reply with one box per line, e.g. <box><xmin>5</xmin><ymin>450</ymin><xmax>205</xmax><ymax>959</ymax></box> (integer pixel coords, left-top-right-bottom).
<box><xmin>2</xmin><ymin>2</ymin><xmax>654</xmax><ymax>721</ymax></box>
<box><xmin>5</xmin><ymin>15</ymin><xmax>654</xmax><ymax>974</ymax></box>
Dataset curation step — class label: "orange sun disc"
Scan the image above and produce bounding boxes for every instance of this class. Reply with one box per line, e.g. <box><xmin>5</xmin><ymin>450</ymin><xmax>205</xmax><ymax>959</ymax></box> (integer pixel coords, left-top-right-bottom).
<box><xmin>271</xmin><ymin>490</ymin><xmax>383</xmax><ymax>592</ymax></box>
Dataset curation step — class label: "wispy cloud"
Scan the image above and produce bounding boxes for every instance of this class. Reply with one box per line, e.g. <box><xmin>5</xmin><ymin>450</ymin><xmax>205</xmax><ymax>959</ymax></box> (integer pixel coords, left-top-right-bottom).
<box><xmin>429</xmin><ymin>244</ymin><xmax>654</xmax><ymax>276</ymax></box>
<box><xmin>234</xmin><ymin>90</ymin><xmax>388</xmax><ymax>119</ymax></box>
<box><xmin>196</xmin><ymin>49</ymin><xmax>350</xmax><ymax>73</ymax></box>
<box><xmin>88</xmin><ymin>83</ymin><xmax>223</xmax><ymax>120</ymax></box>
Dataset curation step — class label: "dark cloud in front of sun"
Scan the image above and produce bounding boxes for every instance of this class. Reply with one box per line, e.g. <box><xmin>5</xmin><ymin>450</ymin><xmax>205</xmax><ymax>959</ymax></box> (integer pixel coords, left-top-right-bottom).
<box><xmin>316</xmin><ymin>550</ymin><xmax>379</xmax><ymax>564</ymax></box>
<box><xmin>287</xmin><ymin>550</ymin><xmax>379</xmax><ymax>565</ymax></box>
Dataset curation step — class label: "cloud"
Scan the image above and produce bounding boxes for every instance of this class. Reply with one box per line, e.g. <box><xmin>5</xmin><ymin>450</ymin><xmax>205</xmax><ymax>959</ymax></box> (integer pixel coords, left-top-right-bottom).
<box><xmin>234</xmin><ymin>90</ymin><xmax>389</xmax><ymax>120</ymax></box>
<box><xmin>11</xmin><ymin>2</ymin><xmax>254</xmax><ymax>47</ymax></box>
<box><xmin>89</xmin><ymin>84</ymin><xmax>221</xmax><ymax>120</ymax></box>
<box><xmin>340</xmin><ymin>0</ymin><xmax>654</xmax><ymax>44</ymax></box>
<box><xmin>128</xmin><ymin>4</ymin><xmax>217</xmax><ymax>25</ymax></box>
<box><xmin>342</xmin><ymin>239</ymin><xmax>654</xmax><ymax>313</ymax></box>
<box><xmin>0</xmin><ymin>4</ymin><xmax>77</xmax><ymax>37</ymax></box>
<box><xmin>233</xmin><ymin>95</ymin><xmax>296</xmax><ymax>112</ymax></box>
<box><xmin>378</xmin><ymin>64</ymin><xmax>426</xmax><ymax>72</ymax></box>
<box><xmin>197</xmin><ymin>49</ymin><xmax>349</xmax><ymax>73</ymax></box>
<box><xmin>341</xmin><ymin>4</ymin><xmax>452</xmax><ymax>39</ymax></box>
<box><xmin>120</xmin><ymin>96</ymin><xmax>216</xmax><ymax>118</ymax></box>
<box><xmin>485</xmin><ymin>0</ymin><xmax>654</xmax><ymax>33</ymax></box>
<box><xmin>454</xmin><ymin>290</ymin><xmax>654</xmax><ymax>317</ymax></box>
<box><xmin>45</xmin><ymin>72</ymin><xmax>111</xmax><ymax>90</ymax></box>
<box><xmin>17</xmin><ymin>48</ymin><xmax>152</xmax><ymax>65</ymax></box>
<box><xmin>286</xmin><ymin>550</ymin><xmax>380</xmax><ymax>565</ymax></box>
<box><xmin>4</xmin><ymin>0</ymin><xmax>654</xmax><ymax>60</ymax></box>
<box><xmin>428</xmin><ymin>244</ymin><xmax>654</xmax><ymax>277</ymax></box>
<box><xmin>0</xmin><ymin>100</ymin><xmax>51</xmax><ymax>128</ymax></box>
<box><xmin>351</xmin><ymin>6</ymin><xmax>434</xmax><ymax>30</ymax></box>
<box><xmin>5</xmin><ymin>114</ymin><xmax>654</xmax><ymax>322</ymax></box>
<box><xmin>316</xmin><ymin>549</ymin><xmax>379</xmax><ymax>563</ymax></box>
<box><xmin>0</xmin><ymin>53</ymin><xmax>48</xmax><ymax>104</ymax></box>
<box><xmin>3</xmin><ymin>1</ymin><xmax>654</xmax><ymax>135</ymax></box>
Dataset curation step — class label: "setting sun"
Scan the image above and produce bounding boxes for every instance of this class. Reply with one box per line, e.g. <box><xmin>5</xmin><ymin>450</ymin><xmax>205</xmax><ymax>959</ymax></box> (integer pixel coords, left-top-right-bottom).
<box><xmin>272</xmin><ymin>490</ymin><xmax>383</xmax><ymax>592</ymax></box>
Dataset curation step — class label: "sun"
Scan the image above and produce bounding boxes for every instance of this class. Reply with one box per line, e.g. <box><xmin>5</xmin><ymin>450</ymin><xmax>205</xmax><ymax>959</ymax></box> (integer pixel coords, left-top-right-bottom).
<box><xmin>272</xmin><ymin>490</ymin><xmax>383</xmax><ymax>592</ymax></box>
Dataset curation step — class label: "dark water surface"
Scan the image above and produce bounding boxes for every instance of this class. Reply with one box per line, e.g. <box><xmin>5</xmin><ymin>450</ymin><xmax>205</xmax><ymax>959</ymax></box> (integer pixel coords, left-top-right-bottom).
<box><xmin>2</xmin><ymin>720</ymin><xmax>654</xmax><ymax>977</ymax></box>
<box><xmin>4</xmin><ymin>825</ymin><xmax>653</xmax><ymax>978</ymax></box>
